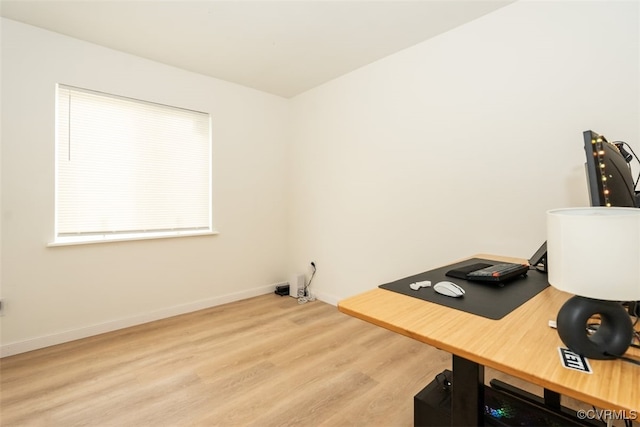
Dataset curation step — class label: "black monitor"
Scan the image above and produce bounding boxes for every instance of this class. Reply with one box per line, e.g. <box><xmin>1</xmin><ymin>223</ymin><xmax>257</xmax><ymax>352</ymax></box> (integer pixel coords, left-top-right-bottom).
<box><xmin>583</xmin><ymin>130</ymin><xmax>638</xmax><ymax>208</ymax></box>
<box><xmin>528</xmin><ymin>130</ymin><xmax>638</xmax><ymax>272</ymax></box>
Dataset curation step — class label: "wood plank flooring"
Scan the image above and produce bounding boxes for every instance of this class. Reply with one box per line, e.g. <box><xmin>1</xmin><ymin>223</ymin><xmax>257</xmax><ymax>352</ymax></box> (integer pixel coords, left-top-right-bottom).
<box><xmin>1</xmin><ymin>294</ymin><xmax>451</xmax><ymax>426</ymax></box>
<box><xmin>1</xmin><ymin>293</ymin><xmax>614</xmax><ymax>426</ymax></box>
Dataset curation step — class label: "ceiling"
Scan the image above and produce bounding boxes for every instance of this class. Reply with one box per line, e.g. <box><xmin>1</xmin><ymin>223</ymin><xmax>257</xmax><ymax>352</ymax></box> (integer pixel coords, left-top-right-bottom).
<box><xmin>0</xmin><ymin>1</ymin><xmax>515</xmax><ymax>98</ymax></box>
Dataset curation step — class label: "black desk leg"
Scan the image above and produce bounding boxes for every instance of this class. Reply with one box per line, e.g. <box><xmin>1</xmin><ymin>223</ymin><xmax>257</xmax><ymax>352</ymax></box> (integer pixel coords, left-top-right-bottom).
<box><xmin>451</xmin><ymin>355</ymin><xmax>484</xmax><ymax>426</ymax></box>
<box><xmin>544</xmin><ymin>388</ymin><xmax>561</xmax><ymax>411</ymax></box>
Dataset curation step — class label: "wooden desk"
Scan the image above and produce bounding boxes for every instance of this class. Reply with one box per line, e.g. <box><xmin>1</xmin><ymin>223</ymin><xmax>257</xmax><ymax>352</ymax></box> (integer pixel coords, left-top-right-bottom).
<box><xmin>338</xmin><ymin>255</ymin><xmax>639</xmax><ymax>425</ymax></box>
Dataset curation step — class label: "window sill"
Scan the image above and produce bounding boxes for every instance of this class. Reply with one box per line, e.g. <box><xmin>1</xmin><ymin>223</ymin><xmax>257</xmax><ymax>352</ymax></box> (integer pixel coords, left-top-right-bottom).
<box><xmin>48</xmin><ymin>229</ymin><xmax>219</xmax><ymax>247</ymax></box>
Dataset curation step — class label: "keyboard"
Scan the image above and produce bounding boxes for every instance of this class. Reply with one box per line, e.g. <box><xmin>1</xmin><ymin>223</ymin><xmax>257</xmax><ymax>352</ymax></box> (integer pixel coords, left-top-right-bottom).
<box><xmin>465</xmin><ymin>263</ymin><xmax>529</xmax><ymax>283</ymax></box>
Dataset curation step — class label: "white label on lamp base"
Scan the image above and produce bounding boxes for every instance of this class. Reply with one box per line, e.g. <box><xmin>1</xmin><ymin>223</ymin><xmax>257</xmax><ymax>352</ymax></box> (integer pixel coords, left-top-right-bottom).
<box><xmin>558</xmin><ymin>347</ymin><xmax>592</xmax><ymax>374</ymax></box>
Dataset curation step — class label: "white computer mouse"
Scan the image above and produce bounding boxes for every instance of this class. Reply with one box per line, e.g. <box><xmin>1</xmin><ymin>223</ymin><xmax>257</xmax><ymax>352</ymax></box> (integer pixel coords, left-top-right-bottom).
<box><xmin>433</xmin><ymin>281</ymin><xmax>465</xmax><ymax>298</ymax></box>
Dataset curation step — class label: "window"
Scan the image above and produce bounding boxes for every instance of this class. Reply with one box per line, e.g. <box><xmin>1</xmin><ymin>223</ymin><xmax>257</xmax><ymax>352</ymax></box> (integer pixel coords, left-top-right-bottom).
<box><xmin>53</xmin><ymin>84</ymin><xmax>213</xmax><ymax>245</ymax></box>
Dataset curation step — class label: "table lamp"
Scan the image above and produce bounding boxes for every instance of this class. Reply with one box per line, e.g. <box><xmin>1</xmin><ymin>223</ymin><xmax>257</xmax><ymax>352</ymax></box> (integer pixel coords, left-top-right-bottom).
<box><xmin>547</xmin><ymin>207</ymin><xmax>640</xmax><ymax>359</ymax></box>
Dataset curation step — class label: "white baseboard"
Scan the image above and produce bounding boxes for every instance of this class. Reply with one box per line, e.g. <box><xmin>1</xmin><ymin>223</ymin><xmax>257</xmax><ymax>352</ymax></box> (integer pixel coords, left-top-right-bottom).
<box><xmin>0</xmin><ymin>284</ymin><xmax>275</xmax><ymax>358</ymax></box>
<box><xmin>314</xmin><ymin>291</ymin><xmax>341</xmax><ymax>307</ymax></box>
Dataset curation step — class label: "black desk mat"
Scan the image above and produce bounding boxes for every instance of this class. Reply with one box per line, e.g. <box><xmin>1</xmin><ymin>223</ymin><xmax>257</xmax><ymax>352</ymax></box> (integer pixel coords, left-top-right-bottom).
<box><xmin>379</xmin><ymin>258</ymin><xmax>550</xmax><ymax>320</ymax></box>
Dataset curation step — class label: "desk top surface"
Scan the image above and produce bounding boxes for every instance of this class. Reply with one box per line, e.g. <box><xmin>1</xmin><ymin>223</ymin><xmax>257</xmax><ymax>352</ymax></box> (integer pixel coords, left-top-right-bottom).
<box><xmin>338</xmin><ymin>254</ymin><xmax>640</xmax><ymax>413</ymax></box>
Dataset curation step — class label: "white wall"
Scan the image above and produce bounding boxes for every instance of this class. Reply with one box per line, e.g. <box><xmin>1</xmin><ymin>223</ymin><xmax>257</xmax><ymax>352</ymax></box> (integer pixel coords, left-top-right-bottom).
<box><xmin>2</xmin><ymin>0</ymin><xmax>639</xmax><ymax>356</ymax></box>
<box><xmin>0</xmin><ymin>18</ymin><xmax>290</xmax><ymax>356</ymax></box>
<box><xmin>288</xmin><ymin>0</ymin><xmax>640</xmax><ymax>304</ymax></box>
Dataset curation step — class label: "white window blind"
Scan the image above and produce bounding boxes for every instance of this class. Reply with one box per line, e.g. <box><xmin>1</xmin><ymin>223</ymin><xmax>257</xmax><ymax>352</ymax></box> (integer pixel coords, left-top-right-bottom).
<box><xmin>55</xmin><ymin>84</ymin><xmax>212</xmax><ymax>244</ymax></box>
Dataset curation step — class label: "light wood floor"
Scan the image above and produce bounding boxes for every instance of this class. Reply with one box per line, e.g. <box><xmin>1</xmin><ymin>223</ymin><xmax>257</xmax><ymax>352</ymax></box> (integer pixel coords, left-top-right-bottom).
<box><xmin>0</xmin><ymin>294</ymin><xmax>609</xmax><ymax>427</ymax></box>
<box><xmin>1</xmin><ymin>294</ymin><xmax>452</xmax><ymax>427</ymax></box>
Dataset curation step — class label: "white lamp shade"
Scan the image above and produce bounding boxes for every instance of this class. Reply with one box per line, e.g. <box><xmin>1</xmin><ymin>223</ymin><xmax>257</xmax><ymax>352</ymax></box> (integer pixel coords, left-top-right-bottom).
<box><xmin>547</xmin><ymin>207</ymin><xmax>640</xmax><ymax>301</ymax></box>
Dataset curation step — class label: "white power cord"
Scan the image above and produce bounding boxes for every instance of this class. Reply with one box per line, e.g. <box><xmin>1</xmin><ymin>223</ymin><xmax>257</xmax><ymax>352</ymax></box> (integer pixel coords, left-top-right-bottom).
<box><xmin>298</xmin><ymin>293</ymin><xmax>317</xmax><ymax>304</ymax></box>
